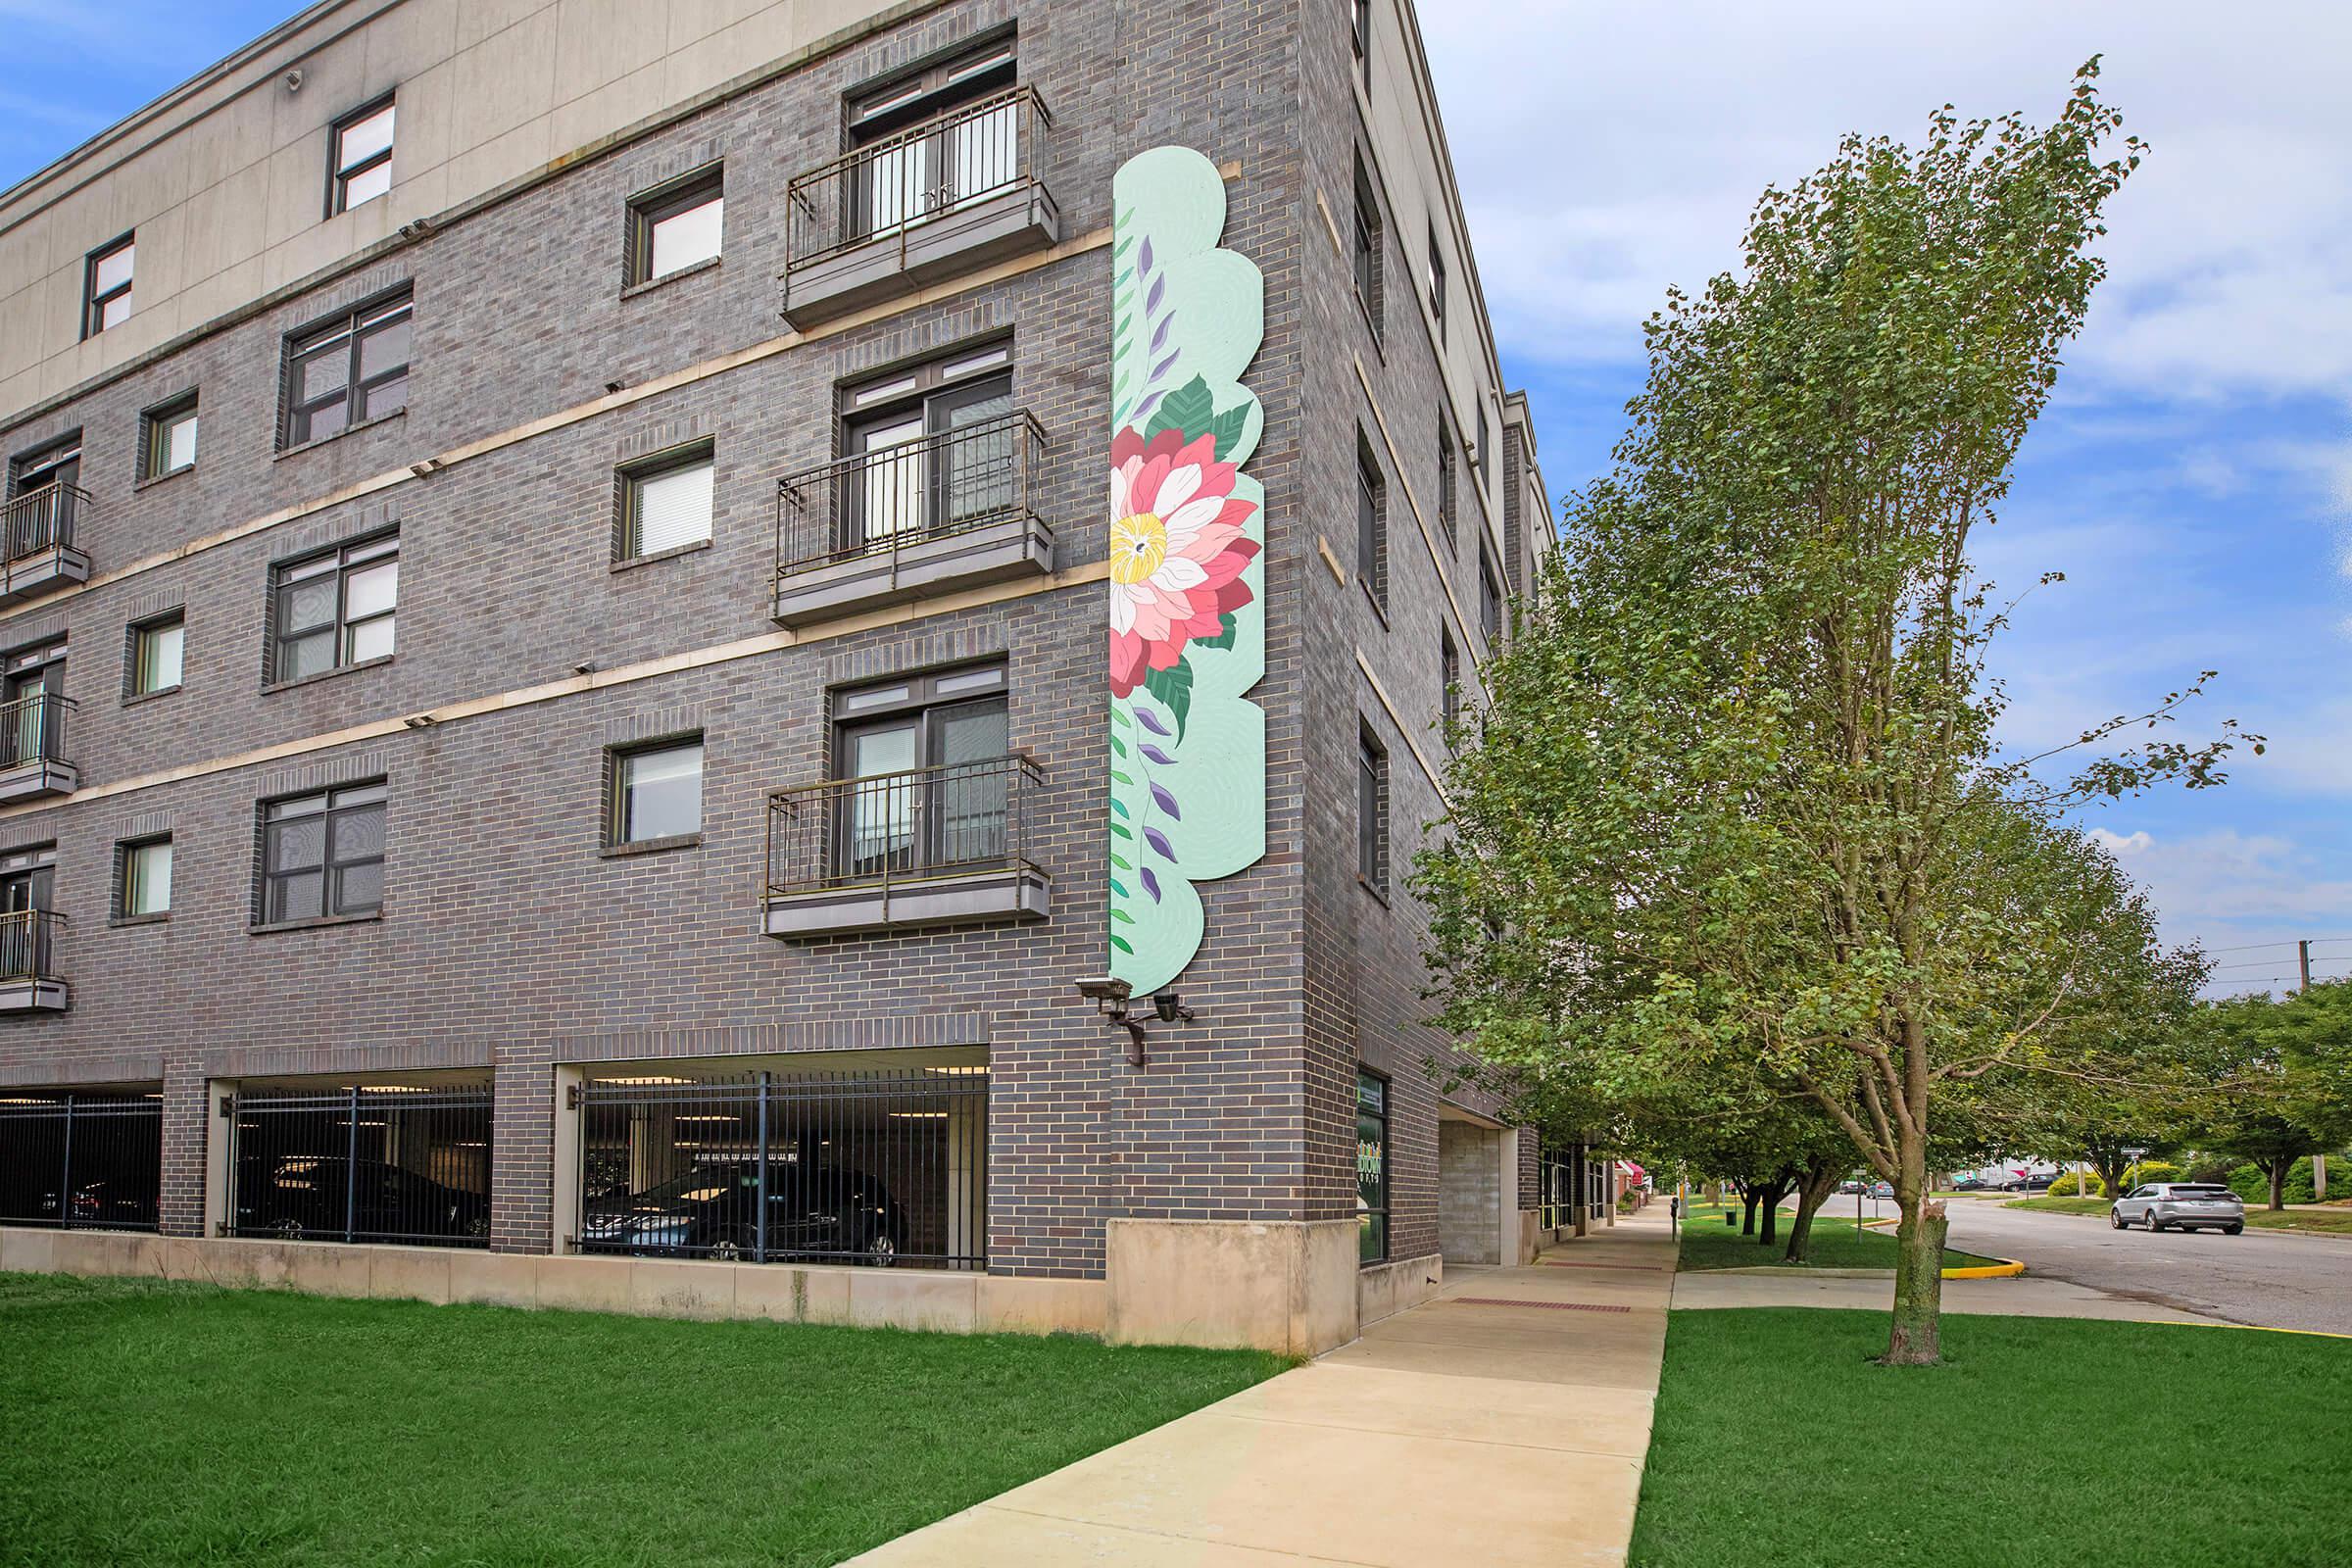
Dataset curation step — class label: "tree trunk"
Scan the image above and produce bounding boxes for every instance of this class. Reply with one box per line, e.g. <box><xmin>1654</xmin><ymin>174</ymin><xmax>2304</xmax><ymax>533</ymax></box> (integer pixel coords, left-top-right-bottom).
<box><xmin>1740</xmin><ymin>1189</ymin><xmax>1759</xmax><ymax>1235</ymax></box>
<box><xmin>2093</xmin><ymin>1155</ymin><xmax>2128</xmax><ymax>1201</ymax></box>
<box><xmin>1785</xmin><ymin>1161</ymin><xmax>1842</xmax><ymax>1263</ymax></box>
<box><xmin>2267</xmin><ymin>1160</ymin><xmax>2287</xmax><ymax>1212</ymax></box>
<box><xmin>1883</xmin><ymin>1195</ymin><xmax>1948</xmax><ymax>1366</ymax></box>
<box><xmin>1758</xmin><ymin>1183</ymin><xmax>1782</xmax><ymax>1245</ymax></box>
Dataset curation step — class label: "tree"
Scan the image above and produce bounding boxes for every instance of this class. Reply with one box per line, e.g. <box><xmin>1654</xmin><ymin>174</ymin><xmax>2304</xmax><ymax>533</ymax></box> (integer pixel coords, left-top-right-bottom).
<box><xmin>1418</xmin><ymin>65</ymin><xmax>2251</xmax><ymax>1366</ymax></box>
<box><xmin>2188</xmin><ymin>982</ymin><xmax>2352</xmax><ymax>1208</ymax></box>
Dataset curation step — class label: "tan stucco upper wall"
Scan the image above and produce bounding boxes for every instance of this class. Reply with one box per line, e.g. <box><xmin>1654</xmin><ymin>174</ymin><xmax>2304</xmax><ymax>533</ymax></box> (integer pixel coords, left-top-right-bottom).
<box><xmin>0</xmin><ymin>0</ymin><xmax>906</xmax><ymax>420</ymax></box>
<box><xmin>1358</xmin><ymin>0</ymin><xmax>1519</xmax><ymax>560</ymax></box>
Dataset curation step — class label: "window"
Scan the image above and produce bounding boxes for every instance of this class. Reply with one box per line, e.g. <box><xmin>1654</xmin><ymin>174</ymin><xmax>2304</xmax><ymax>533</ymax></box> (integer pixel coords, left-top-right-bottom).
<box><xmin>140</xmin><ymin>393</ymin><xmax>198</xmax><ymax>480</ymax></box>
<box><xmin>628</xmin><ymin>167</ymin><xmax>723</xmax><ymax>285</ymax></box>
<box><xmin>832</xmin><ymin>663</ymin><xmax>1009</xmax><ymax>878</ymax></box>
<box><xmin>0</xmin><ymin>641</ymin><xmax>65</xmax><ymax>771</ymax></box>
<box><xmin>1350</xmin><ymin>155</ymin><xmax>1382</xmax><ymax>333</ymax></box>
<box><xmin>281</xmin><ymin>289</ymin><xmax>412</xmax><ymax>448</ymax></box>
<box><xmin>1356</xmin><ymin>435</ymin><xmax>1387</xmax><ymax>609</ymax></box>
<box><xmin>1475</xmin><ymin>401</ymin><xmax>1490</xmax><ymax>489</ymax></box>
<box><xmin>845</xmin><ymin>35</ymin><xmax>1019</xmax><ymax>244</ymax></box>
<box><xmin>83</xmin><ymin>233</ymin><xmax>133</xmax><ymax>337</ymax></box>
<box><xmin>1357</xmin><ymin>726</ymin><xmax>1388</xmax><ymax>897</ymax></box>
<box><xmin>126</xmin><ymin>612</ymin><xmax>183</xmax><ymax>698</ymax></box>
<box><xmin>1357</xmin><ymin>1069</ymin><xmax>1389</xmax><ymax>1263</ymax></box>
<box><xmin>1479</xmin><ymin>541</ymin><xmax>1502</xmax><ymax>646</ymax></box>
<box><xmin>270</xmin><ymin>533</ymin><xmax>397</xmax><ymax>684</ymax></box>
<box><xmin>328</xmin><ymin>95</ymin><xmax>396</xmax><ymax>216</ymax></box>
<box><xmin>1440</xmin><ymin>623</ymin><xmax>1459</xmax><ymax>731</ymax></box>
<box><xmin>609</xmin><ymin>737</ymin><xmax>704</xmax><ymax>847</ymax></box>
<box><xmin>1427</xmin><ymin>220</ymin><xmax>1446</xmax><ymax>342</ymax></box>
<box><xmin>837</xmin><ymin>343</ymin><xmax>1013</xmax><ymax>550</ymax></box>
<box><xmin>617</xmin><ymin>443</ymin><xmax>715</xmax><ymax>560</ymax></box>
<box><xmin>8</xmin><ymin>433</ymin><xmax>78</xmax><ymax>499</ymax></box>
<box><xmin>1351</xmin><ymin>0</ymin><xmax>1372</xmax><ymax>81</ymax></box>
<box><xmin>260</xmin><ymin>782</ymin><xmax>386</xmax><ymax>924</ymax></box>
<box><xmin>1437</xmin><ymin>419</ymin><xmax>1457</xmax><ymax>547</ymax></box>
<box><xmin>118</xmin><ymin>837</ymin><xmax>172</xmax><ymax>919</ymax></box>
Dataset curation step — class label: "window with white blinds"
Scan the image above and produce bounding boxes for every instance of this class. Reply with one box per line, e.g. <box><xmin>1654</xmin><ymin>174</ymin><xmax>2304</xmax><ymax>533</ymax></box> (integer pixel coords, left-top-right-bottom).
<box><xmin>621</xmin><ymin>450</ymin><xmax>715</xmax><ymax>560</ymax></box>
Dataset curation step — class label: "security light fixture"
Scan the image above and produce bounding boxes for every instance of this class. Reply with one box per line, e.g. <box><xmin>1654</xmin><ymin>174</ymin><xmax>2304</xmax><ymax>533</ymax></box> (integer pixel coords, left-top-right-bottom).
<box><xmin>1075</xmin><ymin>975</ymin><xmax>1149</xmax><ymax>1065</ymax></box>
<box><xmin>1152</xmin><ymin>991</ymin><xmax>1193</xmax><ymax>1024</ymax></box>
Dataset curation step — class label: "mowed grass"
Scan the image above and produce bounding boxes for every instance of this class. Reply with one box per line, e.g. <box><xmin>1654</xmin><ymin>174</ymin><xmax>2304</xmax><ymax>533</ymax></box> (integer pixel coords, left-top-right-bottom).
<box><xmin>0</xmin><ymin>1271</ymin><xmax>1283</xmax><ymax>1568</ymax></box>
<box><xmin>1676</xmin><ymin>1205</ymin><xmax>1999</xmax><ymax>1272</ymax></box>
<box><xmin>1631</xmin><ymin>1309</ymin><xmax>2352</xmax><ymax>1568</ymax></box>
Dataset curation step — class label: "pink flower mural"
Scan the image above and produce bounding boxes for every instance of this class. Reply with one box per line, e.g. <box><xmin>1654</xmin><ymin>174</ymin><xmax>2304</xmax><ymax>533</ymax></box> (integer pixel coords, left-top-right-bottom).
<box><xmin>1105</xmin><ymin>426</ymin><xmax>1260</xmax><ymax>699</ymax></box>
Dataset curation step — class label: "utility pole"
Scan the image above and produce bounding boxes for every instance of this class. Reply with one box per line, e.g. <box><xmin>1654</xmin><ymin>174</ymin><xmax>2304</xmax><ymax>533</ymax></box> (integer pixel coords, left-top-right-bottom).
<box><xmin>2300</xmin><ymin>941</ymin><xmax>2327</xmax><ymax>1202</ymax></box>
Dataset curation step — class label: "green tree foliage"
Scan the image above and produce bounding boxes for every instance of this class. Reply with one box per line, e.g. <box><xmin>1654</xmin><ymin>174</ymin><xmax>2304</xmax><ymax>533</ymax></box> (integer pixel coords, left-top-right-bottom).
<box><xmin>1418</xmin><ymin>66</ymin><xmax>2248</xmax><ymax>1367</ymax></box>
<box><xmin>2187</xmin><ymin>981</ymin><xmax>2352</xmax><ymax>1208</ymax></box>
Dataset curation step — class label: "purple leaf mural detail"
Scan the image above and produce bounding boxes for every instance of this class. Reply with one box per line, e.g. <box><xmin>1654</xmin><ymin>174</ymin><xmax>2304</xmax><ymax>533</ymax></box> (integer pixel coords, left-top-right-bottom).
<box><xmin>1138</xmin><ymin>236</ymin><xmax>1153</xmax><ymax>274</ymax></box>
<box><xmin>1149</xmin><ymin>782</ymin><xmax>1182</xmax><ymax>820</ymax></box>
<box><xmin>1143</xmin><ymin>826</ymin><xmax>1178</xmax><ymax>863</ymax></box>
<box><xmin>1140</xmin><ymin>745</ymin><xmax>1176</xmax><ymax>766</ymax></box>
<box><xmin>1147</xmin><ymin>275</ymin><xmax>1166</xmax><ymax>313</ymax></box>
<box><xmin>1141</xmin><ymin>866</ymin><xmax>1161</xmax><ymax>903</ymax></box>
<box><xmin>1133</xmin><ymin>709</ymin><xmax>1172</xmax><ymax>737</ymax></box>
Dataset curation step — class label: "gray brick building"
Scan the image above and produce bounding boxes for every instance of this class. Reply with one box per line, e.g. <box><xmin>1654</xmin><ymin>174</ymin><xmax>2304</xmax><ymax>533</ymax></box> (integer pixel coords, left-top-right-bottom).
<box><xmin>0</xmin><ymin>0</ymin><xmax>1602</xmax><ymax>1350</ymax></box>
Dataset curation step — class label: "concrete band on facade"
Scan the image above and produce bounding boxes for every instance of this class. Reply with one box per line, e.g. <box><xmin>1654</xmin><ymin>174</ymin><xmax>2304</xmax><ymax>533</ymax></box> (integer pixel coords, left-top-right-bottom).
<box><xmin>0</xmin><ymin>0</ymin><xmax>1594</xmax><ymax>1353</ymax></box>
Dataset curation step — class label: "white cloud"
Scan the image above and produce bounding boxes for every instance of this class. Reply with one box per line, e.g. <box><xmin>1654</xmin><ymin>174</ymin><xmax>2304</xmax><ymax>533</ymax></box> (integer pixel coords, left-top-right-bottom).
<box><xmin>1424</xmin><ymin>0</ymin><xmax>2352</xmax><ymax>401</ymax></box>
<box><xmin>2085</xmin><ymin>825</ymin><xmax>2352</xmax><ymax>990</ymax></box>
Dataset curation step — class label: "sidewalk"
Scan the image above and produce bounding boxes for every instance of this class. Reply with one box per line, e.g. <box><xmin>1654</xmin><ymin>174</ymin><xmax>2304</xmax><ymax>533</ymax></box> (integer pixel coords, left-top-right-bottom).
<box><xmin>1669</xmin><ymin>1268</ymin><xmax>2211</xmax><ymax>1323</ymax></box>
<box><xmin>847</xmin><ymin>1211</ymin><xmax>1679</xmax><ymax>1567</ymax></box>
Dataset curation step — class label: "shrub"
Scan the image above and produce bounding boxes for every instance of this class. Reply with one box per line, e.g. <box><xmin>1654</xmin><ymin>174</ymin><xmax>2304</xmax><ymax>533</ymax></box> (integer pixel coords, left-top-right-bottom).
<box><xmin>2121</xmin><ymin>1161</ymin><xmax>2180</xmax><ymax>1189</ymax></box>
<box><xmin>2179</xmin><ymin>1156</ymin><xmax>2235</xmax><ymax>1185</ymax></box>
<box><xmin>2043</xmin><ymin>1172</ymin><xmax>2102</xmax><ymax>1197</ymax></box>
<box><xmin>2228</xmin><ymin>1156</ymin><xmax>2352</xmax><ymax>1205</ymax></box>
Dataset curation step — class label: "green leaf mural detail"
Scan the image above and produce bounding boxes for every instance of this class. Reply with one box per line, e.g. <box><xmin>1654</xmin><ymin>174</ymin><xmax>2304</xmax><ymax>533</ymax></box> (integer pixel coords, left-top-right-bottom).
<box><xmin>1103</xmin><ymin>146</ymin><xmax>1269</xmax><ymax>996</ymax></box>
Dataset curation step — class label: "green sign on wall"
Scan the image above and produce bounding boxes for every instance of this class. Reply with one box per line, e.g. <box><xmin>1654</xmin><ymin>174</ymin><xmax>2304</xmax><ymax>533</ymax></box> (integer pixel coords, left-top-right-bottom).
<box><xmin>1103</xmin><ymin>146</ymin><xmax>1267</xmax><ymax>996</ymax></box>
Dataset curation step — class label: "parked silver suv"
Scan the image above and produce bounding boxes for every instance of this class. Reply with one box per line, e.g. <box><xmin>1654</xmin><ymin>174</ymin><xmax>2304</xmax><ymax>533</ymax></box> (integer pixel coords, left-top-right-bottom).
<box><xmin>2110</xmin><ymin>1183</ymin><xmax>2244</xmax><ymax>1235</ymax></box>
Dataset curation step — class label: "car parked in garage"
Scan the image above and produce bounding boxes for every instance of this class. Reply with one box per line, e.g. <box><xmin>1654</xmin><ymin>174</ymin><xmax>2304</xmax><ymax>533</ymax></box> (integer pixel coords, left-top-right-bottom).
<box><xmin>235</xmin><ymin>1154</ymin><xmax>489</xmax><ymax>1243</ymax></box>
<box><xmin>579</xmin><ymin>1159</ymin><xmax>907</xmax><ymax>1264</ymax></box>
<box><xmin>2111</xmin><ymin>1183</ymin><xmax>2244</xmax><ymax>1234</ymax></box>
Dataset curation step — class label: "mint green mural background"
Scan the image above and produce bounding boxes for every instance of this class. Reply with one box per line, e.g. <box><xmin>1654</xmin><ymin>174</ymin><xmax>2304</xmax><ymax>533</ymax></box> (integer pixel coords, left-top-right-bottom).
<box><xmin>1105</xmin><ymin>146</ymin><xmax>1268</xmax><ymax>995</ymax></box>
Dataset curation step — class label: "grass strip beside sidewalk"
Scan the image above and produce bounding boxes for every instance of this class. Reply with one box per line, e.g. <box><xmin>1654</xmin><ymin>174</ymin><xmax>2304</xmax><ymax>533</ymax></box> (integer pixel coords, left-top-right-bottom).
<box><xmin>1631</xmin><ymin>1308</ymin><xmax>2352</xmax><ymax>1568</ymax></box>
<box><xmin>1676</xmin><ymin>1204</ymin><xmax>1999</xmax><ymax>1272</ymax></box>
<box><xmin>0</xmin><ymin>1272</ymin><xmax>1283</xmax><ymax>1567</ymax></box>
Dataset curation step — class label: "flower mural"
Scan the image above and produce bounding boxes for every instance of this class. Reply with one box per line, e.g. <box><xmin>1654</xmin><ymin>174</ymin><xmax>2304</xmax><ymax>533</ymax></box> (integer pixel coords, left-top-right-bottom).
<box><xmin>1106</xmin><ymin>426</ymin><xmax>1260</xmax><ymax>700</ymax></box>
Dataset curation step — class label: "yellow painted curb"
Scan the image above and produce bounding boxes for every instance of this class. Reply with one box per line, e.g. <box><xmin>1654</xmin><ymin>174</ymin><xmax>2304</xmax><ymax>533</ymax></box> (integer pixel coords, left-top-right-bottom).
<box><xmin>1942</xmin><ymin>1258</ymin><xmax>2027</xmax><ymax>1280</ymax></box>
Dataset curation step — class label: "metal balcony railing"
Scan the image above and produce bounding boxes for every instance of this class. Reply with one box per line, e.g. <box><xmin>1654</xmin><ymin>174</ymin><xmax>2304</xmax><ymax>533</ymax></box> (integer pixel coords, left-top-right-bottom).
<box><xmin>774</xmin><ymin>411</ymin><xmax>1046</xmax><ymax>581</ymax></box>
<box><xmin>784</xmin><ymin>86</ymin><xmax>1052</xmax><ymax>274</ymax></box>
<box><xmin>765</xmin><ymin>755</ymin><xmax>1043</xmax><ymax>901</ymax></box>
<box><xmin>2</xmin><ymin>482</ymin><xmax>85</xmax><ymax>564</ymax></box>
<box><xmin>0</xmin><ymin>909</ymin><xmax>66</xmax><ymax>984</ymax></box>
<box><xmin>0</xmin><ymin>691</ymin><xmax>73</xmax><ymax>772</ymax></box>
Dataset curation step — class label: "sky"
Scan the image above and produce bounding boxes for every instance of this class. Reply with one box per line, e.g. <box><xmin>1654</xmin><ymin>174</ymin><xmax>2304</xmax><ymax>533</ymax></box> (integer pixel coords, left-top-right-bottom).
<box><xmin>3</xmin><ymin>1</ymin><xmax>2346</xmax><ymax>994</ymax></box>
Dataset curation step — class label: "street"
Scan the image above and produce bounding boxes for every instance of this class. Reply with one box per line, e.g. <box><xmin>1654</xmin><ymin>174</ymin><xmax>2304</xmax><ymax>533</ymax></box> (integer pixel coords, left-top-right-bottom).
<box><xmin>1939</xmin><ymin>1197</ymin><xmax>2352</xmax><ymax>1336</ymax></box>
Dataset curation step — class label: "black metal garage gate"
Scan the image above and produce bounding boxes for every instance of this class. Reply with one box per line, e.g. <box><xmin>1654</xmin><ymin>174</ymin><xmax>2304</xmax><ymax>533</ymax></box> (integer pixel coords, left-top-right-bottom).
<box><xmin>576</xmin><ymin>1069</ymin><xmax>987</xmax><ymax>1268</ymax></box>
<box><xmin>224</xmin><ymin>1085</ymin><xmax>492</xmax><ymax>1248</ymax></box>
<box><xmin>0</xmin><ymin>1091</ymin><xmax>162</xmax><ymax>1231</ymax></box>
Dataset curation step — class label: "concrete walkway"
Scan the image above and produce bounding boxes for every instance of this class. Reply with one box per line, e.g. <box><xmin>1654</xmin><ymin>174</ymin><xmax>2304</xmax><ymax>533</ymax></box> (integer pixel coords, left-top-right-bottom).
<box><xmin>1670</xmin><ymin>1267</ymin><xmax>2212</xmax><ymax>1323</ymax></box>
<box><xmin>848</xmin><ymin>1212</ymin><xmax>1678</xmax><ymax>1567</ymax></box>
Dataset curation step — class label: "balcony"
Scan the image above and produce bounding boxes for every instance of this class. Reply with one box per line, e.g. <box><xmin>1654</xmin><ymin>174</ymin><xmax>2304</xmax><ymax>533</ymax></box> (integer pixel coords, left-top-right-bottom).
<box><xmin>0</xmin><ymin>692</ymin><xmax>77</xmax><ymax>804</ymax></box>
<box><xmin>763</xmin><ymin>755</ymin><xmax>1049</xmax><ymax>938</ymax></box>
<box><xmin>0</xmin><ymin>910</ymin><xmax>69</xmax><ymax>1013</ymax></box>
<box><xmin>0</xmin><ymin>484</ymin><xmax>92</xmax><ymax>603</ymax></box>
<box><xmin>771</xmin><ymin>412</ymin><xmax>1053</xmax><ymax>626</ymax></box>
<box><xmin>780</xmin><ymin>87</ymin><xmax>1059</xmax><ymax>328</ymax></box>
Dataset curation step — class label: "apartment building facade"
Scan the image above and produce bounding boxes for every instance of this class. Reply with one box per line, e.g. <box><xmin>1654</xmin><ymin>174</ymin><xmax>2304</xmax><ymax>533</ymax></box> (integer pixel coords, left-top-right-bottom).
<box><xmin>0</xmin><ymin>0</ymin><xmax>1596</xmax><ymax>1351</ymax></box>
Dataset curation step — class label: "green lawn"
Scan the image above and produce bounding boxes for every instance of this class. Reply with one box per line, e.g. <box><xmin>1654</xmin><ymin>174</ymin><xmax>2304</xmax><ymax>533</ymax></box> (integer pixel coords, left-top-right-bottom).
<box><xmin>0</xmin><ymin>1272</ymin><xmax>1283</xmax><ymax>1567</ymax></box>
<box><xmin>1631</xmin><ymin>1308</ymin><xmax>2352</xmax><ymax>1568</ymax></box>
<box><xmin>1676</xmin><ymin>1205</ymin><xmax>1999</xmax><ymax>1272</ymax></box>
<box><xmin>2003</xmin><ymin>1195</ymin><xmax>2110</xmax><ymax>1216</ymax></box>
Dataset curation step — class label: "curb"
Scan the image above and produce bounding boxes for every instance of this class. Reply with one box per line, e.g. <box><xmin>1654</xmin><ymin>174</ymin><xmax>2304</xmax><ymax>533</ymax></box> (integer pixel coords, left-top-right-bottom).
<box><xmin>1695</xmin><ymin>1257</ymin><xmax>2027</xmax><ymax>1280</ymax></box>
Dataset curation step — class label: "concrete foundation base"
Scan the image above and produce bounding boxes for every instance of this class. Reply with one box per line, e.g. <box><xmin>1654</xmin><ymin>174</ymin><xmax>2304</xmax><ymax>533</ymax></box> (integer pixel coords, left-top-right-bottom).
<box><xmin>0</xmin><ymin>1226</ymin><xmax>1106</xmax><ymax>1337</ymax></box>
<box><xmin>1104</xmin><ymin>1217</ymin><xmax>1359</xmax><ymax>1355</ymax></box>
<box><xmin>1356</xmin><ymin>1250</ymin><xmax>1444</xmax><ymax>1329</ymax></box>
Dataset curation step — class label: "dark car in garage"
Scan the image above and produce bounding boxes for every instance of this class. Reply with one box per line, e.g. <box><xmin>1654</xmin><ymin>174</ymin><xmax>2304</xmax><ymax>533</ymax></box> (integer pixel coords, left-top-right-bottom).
<box><xmin>234</xmin><ymin>1154</ymin><xmax>488</xmax><ymax>1244</ymax></box>
<box><xmin>579</xmin><ymin>1159</ymin><xmax>907</xmax><ymax>1264</ymax></box>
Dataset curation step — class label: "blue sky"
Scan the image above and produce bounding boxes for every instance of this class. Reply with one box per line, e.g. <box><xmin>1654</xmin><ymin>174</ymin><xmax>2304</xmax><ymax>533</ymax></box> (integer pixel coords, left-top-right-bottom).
<box><xmin>6</xmin><ymin>2</ymin><xmax>2346</xmax><ymax>992</ymax></box>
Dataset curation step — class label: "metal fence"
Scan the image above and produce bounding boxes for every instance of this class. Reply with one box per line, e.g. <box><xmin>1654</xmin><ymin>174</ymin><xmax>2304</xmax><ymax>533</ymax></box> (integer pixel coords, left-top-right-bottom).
<box><xmin>0</xmin><ymin>909</ymin><xmax>66</xmax><ymax>984</ymax></box>
<box><xmin>1</xmin><ymin>482</ymin><xmax>83</xmax><ymax>564</ymax></box>
<box><xmin>774</xmin><ymin>410</ymin><xmax>1045</xmax><ymax>579</ymax></box>
<box><xmin>577</xmin><ymin>1068</ymin><xmax>988</xmax><ymax>1268</ymax></box>
<box><xmin>766</xmin><ymin>754</ymin><xmax>1042</xmax><ymax>901</ymax></box>
<box><xmin>224</xmin><ymin>1085</ymin><xmax>491</xmax><ymax>1248</ymax></box>
<box><xmin>0</xmin><ymin>1091</ymin><xmax>162</xmax><ymax>1230</ymax></box>
<box><xmin>0</xmin><ymin>690</ymin><xmax>74</xmax><ymax>772</ymax></box>
<box><xmin>784</xmin><ymin>86</ymin><xmax>1049</xmax><ymax>271</ymax></box>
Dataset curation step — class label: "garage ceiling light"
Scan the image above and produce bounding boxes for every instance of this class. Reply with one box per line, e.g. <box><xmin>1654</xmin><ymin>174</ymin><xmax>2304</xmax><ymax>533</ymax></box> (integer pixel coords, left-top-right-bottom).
<box><xmin>600</xmin><ymin>1075</ymin><xmax>695</xmax><ymax>1086</ymax></box>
